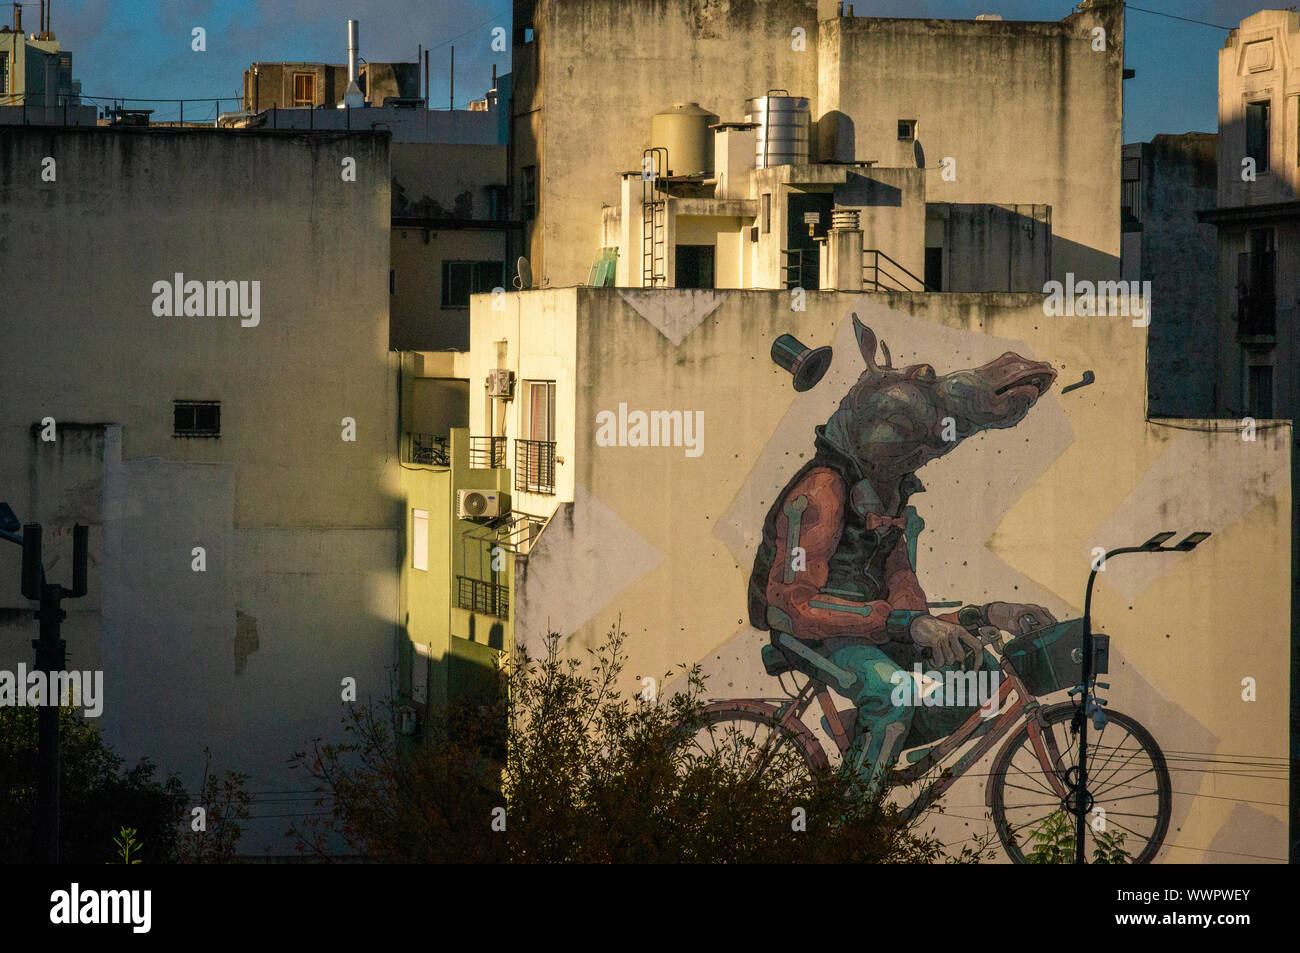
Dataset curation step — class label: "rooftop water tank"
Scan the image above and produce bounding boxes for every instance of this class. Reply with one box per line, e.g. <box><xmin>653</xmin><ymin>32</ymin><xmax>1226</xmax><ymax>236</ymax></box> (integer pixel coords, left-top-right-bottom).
<box><xmin>650</xmin><ymin>102</ymin><xmax>719</xmax><ymax>176</ymax></box>
<box><xmin>745</xmin><ymin>93</ymin><xmax>811</xmax><ymax>169</ymax></box>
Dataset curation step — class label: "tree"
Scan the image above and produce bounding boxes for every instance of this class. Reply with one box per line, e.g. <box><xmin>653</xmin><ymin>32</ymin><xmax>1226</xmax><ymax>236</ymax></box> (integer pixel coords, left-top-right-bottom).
<box><xmin>174</xmin><ymin>747</ymin><xmax>253</xmax><ymax>863</ymax></box>
<box><xmin>0</xmin><ymin>706</ymin><xmax>187</xmax><ymax>864</ymax></box>
<box><xmin>290</xmin><ymin>624</ymin><xmax>991</xmax><ymax>863</ymax></box>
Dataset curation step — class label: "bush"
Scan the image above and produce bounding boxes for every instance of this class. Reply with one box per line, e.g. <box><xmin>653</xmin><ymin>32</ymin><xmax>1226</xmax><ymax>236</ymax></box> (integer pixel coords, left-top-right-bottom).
<box><xmin>0</xmin><ymin>706</ymin><xmax>187</xmax><ymax>864</ymax></box>
<box><xmin>290</xmin><ymin>624</ymin><xmax>990</xmax><ymax>863</ymax></box>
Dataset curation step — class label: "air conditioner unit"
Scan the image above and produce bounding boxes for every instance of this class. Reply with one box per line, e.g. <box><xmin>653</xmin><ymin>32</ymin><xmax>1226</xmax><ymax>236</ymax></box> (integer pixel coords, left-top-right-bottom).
<box><xmin>487</xmin><ymin>369</ymin><xmax>516</xmax><ymax>399</ymax></box>
<box><xmin>457</xmin><ymin>489</ymin><xmax>508</xmax><ymax>520</ymax></box>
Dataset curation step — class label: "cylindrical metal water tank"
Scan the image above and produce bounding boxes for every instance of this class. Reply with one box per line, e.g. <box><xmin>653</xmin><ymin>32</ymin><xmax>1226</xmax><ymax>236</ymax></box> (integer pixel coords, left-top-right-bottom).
<box><xmin>745</xmin><ymin>94</ymin><xmax>811</xmax><ymax>168</ymax></box>
<box><xmin>650</xmin><ymin>102</ymin><xmax>719</xmax><ymax>176</ymax></box>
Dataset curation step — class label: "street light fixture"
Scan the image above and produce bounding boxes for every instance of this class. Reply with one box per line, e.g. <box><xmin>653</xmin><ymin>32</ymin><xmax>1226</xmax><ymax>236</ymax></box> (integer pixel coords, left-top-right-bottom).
<box><xmin>1074</xmin><ymin>528</ymin><xmax>1211</xmax><ymax>864</ymax></box>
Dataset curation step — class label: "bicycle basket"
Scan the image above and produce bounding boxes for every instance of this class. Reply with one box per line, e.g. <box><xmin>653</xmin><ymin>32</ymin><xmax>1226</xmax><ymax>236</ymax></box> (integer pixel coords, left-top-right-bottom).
<box><xmin>1001</xmin><ymin>619</ymin><xmax>1109</xmax><ymax>696</ymax></box>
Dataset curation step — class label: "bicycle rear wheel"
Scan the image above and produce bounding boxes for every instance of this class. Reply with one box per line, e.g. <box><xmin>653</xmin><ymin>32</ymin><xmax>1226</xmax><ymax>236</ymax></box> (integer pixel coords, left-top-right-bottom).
<box><xmin>678</xmin><ymin>703</ymin><xmax>828</xmax><ymax>792</ymax></box>
<box><xmin>989</xmin><ymin>702</ymin><xmax>1171</xmax><ymax>864</ymax></box>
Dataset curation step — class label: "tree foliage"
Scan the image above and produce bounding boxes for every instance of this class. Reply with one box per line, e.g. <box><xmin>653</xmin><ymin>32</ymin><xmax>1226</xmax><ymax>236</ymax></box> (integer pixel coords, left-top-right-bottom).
<box><xmin>290</xmin><ymin>624</ymin><xmax>990</xmax><ymax>863</ymax></box>
<box><xmin>0</xmin><ymin>706</ymin><xmax>187</xmax><ymax>863</ymax></box>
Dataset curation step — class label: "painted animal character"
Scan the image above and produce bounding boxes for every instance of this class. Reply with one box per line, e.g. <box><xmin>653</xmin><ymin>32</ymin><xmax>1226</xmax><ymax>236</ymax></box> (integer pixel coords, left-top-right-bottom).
<box><xmin>748</xmin><ymin>314</ymin><xmax>1059</xmax><ymax>788</ymax></box>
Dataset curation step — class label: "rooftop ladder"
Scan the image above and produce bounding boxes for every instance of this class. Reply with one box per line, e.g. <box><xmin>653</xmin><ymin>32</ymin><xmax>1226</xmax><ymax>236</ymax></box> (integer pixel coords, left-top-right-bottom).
<box><xmin>642</xmin><ymin>147</ymin><xmax>668</xmax><ymax>287</ymax></box>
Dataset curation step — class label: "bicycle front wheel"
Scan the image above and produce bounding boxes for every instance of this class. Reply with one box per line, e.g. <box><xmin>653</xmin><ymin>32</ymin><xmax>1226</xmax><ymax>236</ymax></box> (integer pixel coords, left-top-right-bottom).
<box><xmin>989</xmin><ymin>702</ymin><xmax>1171</xmax><ymax>864</ymax></box>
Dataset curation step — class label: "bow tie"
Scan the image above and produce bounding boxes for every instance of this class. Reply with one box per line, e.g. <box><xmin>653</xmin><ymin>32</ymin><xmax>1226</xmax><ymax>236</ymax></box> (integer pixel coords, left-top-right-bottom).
<box><xmin>863</xmin><ymin>513</ymin><xmax>908</xmax><ymax>532</ymax></box>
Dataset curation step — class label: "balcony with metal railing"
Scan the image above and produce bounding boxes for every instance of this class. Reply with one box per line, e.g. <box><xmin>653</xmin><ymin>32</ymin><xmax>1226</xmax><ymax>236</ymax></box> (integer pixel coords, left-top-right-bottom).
<box><xmin>468</xmin><ymin>435</ymin><xmax>507</xmax><ymax>469</ymax></box>
<box><xmin>515</xmin><ymin>439</ymin><xmax>556</xmax><ymax>495</ymax></box>
<box><xmin>405</xmin><ymin>432</ymin><xmax>449</xmax><ymax>466</ymax></box>
<box><xmin>456</xmin><ymin>575</ymin><xmax>509</xmax><ymax>619</ymax></box>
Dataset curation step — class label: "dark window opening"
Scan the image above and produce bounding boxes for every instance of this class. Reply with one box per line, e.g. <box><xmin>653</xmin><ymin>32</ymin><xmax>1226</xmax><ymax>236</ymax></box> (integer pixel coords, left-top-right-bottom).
<box><xmin>442</xmin><ymin>260</ymin><xmax>505</xmax><ymax>307</ymax></box>
<box><xmin>174</xmin><ymin>400</ymin><xmax>220</xmax><ymax>438</ymax></box>
<box><xmin>1246</xmin><ymin>100</ymin><xmax>1270</xmax><ymax>173</ymax></box>
<box><xmin>924</xmin><ymin>247</ymin><xmax>943</xmax><ymax>292</ymax></box>
<box><xmin>898</xmin><ymin>119</ymin><xmax>916</xmax><ymax>141</ymax></box>
<box><xmin>675</xmin><ymin>244</ymin><xmax>715</xmax><ymax>289</ymax></box>
<box><xmin>761</xmin><ymin>193</ymin><xmax>771</xmax><ymax>233</ymax></box>
<box><xmin>1248</xmin><ymin>364</ymin><xmax>1274</xmax><ymax>418</ymax></box>
<box><xmin>1238</xmin><ymin>227</ymin><xmax>1276</xmax><ymax>336</ymax></box>
<box><xmin>389</xmin><ymin>269</ymin><xmax>395</xmax><ymax>295</ymax></box>
<box><xmin>0</xmin><ymin>53</ymin><xmax>8</xmax><ymax>96</ymax></box>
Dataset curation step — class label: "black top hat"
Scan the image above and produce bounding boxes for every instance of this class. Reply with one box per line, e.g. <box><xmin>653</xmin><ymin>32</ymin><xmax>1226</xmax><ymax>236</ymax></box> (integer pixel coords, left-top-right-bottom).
<box><xmin>771</xmin><ymin>334</ymin><xmax>833</xmax><ymax>392</ymax></box>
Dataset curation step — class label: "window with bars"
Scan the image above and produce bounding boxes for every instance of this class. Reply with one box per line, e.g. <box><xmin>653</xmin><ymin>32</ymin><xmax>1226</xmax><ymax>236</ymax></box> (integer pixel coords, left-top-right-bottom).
<box><xmin>174</xmin><ymin>400</ymin><xmax>220</xmax><ymax>438</ymax></box>
<box><xmin>1</xmin><ymin>53</ymin><xmax>8</xmax><ymax>96</ymax></box>
<box><xmin>517</xmin><ymin>381</ymin><xmax>556</xmax><ymax>494</ymax></box>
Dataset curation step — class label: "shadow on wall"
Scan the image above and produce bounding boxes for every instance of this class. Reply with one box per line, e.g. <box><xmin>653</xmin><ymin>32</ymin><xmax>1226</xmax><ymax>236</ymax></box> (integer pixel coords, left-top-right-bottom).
<box><xmin>840</xmin><ymin>171</ymin><xmax>901</xmax><ymax>208</ymax></box>
<box><xmin>926</xmin><ymin>207</ymin><xmax>1120</xmax><ymax>295</ymax></box>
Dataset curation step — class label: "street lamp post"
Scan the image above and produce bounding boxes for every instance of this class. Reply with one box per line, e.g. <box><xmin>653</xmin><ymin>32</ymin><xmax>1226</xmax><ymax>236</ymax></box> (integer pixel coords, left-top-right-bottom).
<box><xmin>1074</xmin><ymin>529</ymin><xmax>1212</xmax><ymax>864</ymax></box>
<box><xmin>1</xmin><ymin>503</ymin><xmax>88</xmax><ymax>864</ymax></box>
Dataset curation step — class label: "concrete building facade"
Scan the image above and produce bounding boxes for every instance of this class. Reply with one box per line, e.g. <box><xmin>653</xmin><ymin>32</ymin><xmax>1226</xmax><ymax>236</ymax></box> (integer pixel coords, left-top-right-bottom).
<box><xmin>1199</xmin><ymin>9</ymin><xmax>1300</xmax><ymax>424</ymax></box>
<box><xmin>1121</xmin><ymin>134</ymin><xmax>1219</xmax><ymax>418</ymax></box>
<box><xmin>0</xmin><ymin>126</ymin><xmax>399</xmax><ymax>855</ymax></box>
<box><xmin>510</xmin><ymin>0</ymin><xmax>1124</xmax><ymax>292</ymax></box>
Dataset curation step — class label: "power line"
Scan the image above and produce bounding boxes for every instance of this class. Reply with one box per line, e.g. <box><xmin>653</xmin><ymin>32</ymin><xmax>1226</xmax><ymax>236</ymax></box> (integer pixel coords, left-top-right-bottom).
<box><xmin>425</xmin><ymin>4</ymin><xmax>513</xmax><ymax>54</ymax></box>
<box><xmin>1125</xmin><ymin>4</ymin><xmax>1235</xmax><ymax>31</ymax></box>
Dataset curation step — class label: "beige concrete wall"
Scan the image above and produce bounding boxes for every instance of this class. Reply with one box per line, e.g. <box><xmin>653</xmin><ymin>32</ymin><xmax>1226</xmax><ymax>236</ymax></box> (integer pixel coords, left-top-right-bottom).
<box><xmin>818</xmin><ymin>5</ymin><xmax>1124</xmax><ymax>283</ymax></box>
<box><xmin>498</xmin><ymin>287</ymin><xmax>1289</xmax><ymax>862</ymax></box>
<box><xmin>391</xmin><ymin>226</ymin><xmax>507</xmax><ymax>349</ymax></box>
<box><xmin>520</xmin><ymin>0</ymin><xmax>821</xmax><ymax>287</ymax></box>
<box><xmin>674</xmin><ymin>214</ymin><xmax>746</xmax><ymax>288</ymax></box>
<box><xmin>0</xmin><ymin>126</ymin><xmax>398</xmax><ymax>854</ymax></box>
<box><xmin>838</xmin><ymin>167</ymin><xmax>927</xmax><ymax>283</ymax></box>
<box><xmin>930</xmin><ymin>203</ymin><xmax>1052</xmax><ymax>293</ymax></box>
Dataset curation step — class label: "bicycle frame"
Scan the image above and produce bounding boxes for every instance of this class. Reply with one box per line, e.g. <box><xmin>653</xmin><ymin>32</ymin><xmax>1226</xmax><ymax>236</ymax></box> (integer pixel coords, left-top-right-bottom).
<box><xmin>753</xmin><ymin>651</ymin><xmax>1070</xmax><ymax>823</ymax></box>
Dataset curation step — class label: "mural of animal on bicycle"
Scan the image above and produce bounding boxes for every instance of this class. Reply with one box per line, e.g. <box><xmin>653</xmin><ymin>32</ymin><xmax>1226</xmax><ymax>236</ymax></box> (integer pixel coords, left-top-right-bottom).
<box><xmin>722</xmin><ymin>314</ymin><xmax>1173</xmax><ymax>861</ymax></box>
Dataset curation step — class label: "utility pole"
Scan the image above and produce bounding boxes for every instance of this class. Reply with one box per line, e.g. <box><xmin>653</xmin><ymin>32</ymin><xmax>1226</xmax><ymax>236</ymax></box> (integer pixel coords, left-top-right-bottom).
<box><xmin>19</xmin><ymin>522</ymin><xmax>89</xmax><ymax>864</ymax></box>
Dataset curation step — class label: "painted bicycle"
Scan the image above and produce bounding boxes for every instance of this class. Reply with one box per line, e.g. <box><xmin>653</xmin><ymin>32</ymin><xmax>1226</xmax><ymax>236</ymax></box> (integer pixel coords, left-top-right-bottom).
<box><xmin>681</xmin><ymin>611</ymin><xmax>1173</xmax><ymax>863</ymax></box>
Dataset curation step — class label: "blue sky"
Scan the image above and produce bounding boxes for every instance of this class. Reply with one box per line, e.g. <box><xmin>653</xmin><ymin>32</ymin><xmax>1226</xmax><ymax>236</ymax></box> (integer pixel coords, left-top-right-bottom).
<box><xmin>39</xmin><ymin>0</ymin><xmax>1270</xmax><ymax>138</ymax></box>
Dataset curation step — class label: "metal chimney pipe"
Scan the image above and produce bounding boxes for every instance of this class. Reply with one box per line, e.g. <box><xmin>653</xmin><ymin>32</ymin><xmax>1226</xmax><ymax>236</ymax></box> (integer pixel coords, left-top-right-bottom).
<box><xmin>347</xmin><ymin>19</ymin><xmax>359</xmax><ymax>84</ymax></box>
<box><xmin>13</xmin><ymin>3</ymin><xmax>20</xmax><ymax>33</ymax></box>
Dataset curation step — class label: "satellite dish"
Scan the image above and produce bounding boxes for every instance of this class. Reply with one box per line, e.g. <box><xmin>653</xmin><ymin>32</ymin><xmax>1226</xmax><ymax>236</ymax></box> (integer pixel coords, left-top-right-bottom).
<box><xmin>513</xmin><ymin>257</ymin><xmax>533</xmax><ymax>291</ymax></box>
